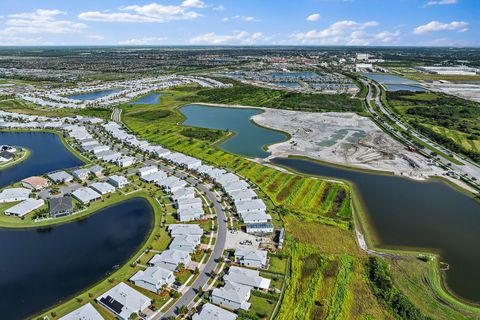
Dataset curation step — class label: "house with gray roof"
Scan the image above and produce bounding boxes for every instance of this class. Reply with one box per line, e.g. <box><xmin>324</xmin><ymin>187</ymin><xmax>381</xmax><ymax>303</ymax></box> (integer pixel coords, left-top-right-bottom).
<box><xmin>5</xmin><ymin>198</ymin><xmax>44</xmax><ymax>217</ymax></box>
<box><xmin>224</xmin><ymin>266</ymin><xmax>271</xmax><ymax>291</ymax></box>
<box><xmin>72</xmin><ymin>168</ymin><xmax>90</xmax><ymax>180</ymax></box>
<box><xmin>48</xmin><ymin>196</ymin><xmax>73</xmax><ymax>218</ymax></box>
<box><xmin>96</xmin><ymin>282</ymin><xmax>151</xmax><ymax>320</ymax></box>
<box><xmin>0</xmin><ymin>187</ymin><xmax>31</xmax><ymax>203</ymax></box>
<box><xmin>177</xmin><ymin>207</ymin><xmax>204</xmax><ymax>222</ymax></box>
<box><xmin>130</xmin><ymin>266</ymin><xmax>175</xmax><ymax>293</ymax></box>
<box><xmin>234</xmin><ymin>247</ymin><xmax>268</xmax><ymax>269</ymax></box>
<box><xmin>168</xmin><ymin>224</ymin><xmax>204</xmax><ymax>237</ymax></box>
<box><xmin>59</xmin><ymin>303</ymin><xmax>104</xmax><ymax>320</ymax></box>
<box><xmin>149</xmin><ymin>249</ymin><xmax>191</xmax><ymax>271</ymax></box>
<box><xmin>90</xmin><ymin>182</ymin><xmax>115</xmax><ymax>195</ymax></box>
<box><xmin>211</xmin><ymin>281</ymin><xmax>251</xmax><ymax>310</ymax></box>
<box><xmin>108</xmin><ymin>175</ymin><xmax>128</xmax><ymax>188</ymax></box>
<box><xmin>71</xmin><ymin>187</ymin><xmax>101</xmax><ymax>204</ymax></box>
<box><xmin>48</xmin><ymin>171</ymin><xmax>74</xmax><ymax>183</ymax></box>
<box><xmin>169</xmin><ymin>234</ymin><xmax>201</xmax><ymax>253</ymax></box>
<box><xmin>192</xmin><ymin>303</ymin><xmax>237</xmax><ymax>320</ymax></box>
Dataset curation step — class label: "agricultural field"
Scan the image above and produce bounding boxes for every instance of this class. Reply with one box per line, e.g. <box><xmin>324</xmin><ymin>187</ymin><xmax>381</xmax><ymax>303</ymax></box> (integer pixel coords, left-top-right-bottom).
<box><xmin>386</xmin><ymin>90</ymin><xmax>480</xmax><ymax>162</ymax></box>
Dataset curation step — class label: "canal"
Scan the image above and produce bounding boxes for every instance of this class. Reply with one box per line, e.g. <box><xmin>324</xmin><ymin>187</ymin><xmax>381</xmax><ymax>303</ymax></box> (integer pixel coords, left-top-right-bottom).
<box><xmin>272</xmin><ymin>157</ymin><xmax>480</xmax><ymax>303</ymax></box>
<box><xmin>180</xmin><ymin>104</ymin><xmax>287</xmax><ymax>158</ymax></box>
<box><xmin>0</xmin><ymin>197</ymin><xmax>153</xmax><ymax>320</ymax></box>
<box><xmin>0</xmin><ymin>131</ymin><xmax>83</xmax><ymax>188</ymax></box>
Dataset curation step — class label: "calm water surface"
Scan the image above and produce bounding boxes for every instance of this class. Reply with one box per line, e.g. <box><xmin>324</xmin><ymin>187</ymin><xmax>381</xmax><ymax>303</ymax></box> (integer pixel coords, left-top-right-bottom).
<box><xmin>180</xmin><ymin>104</ymin><xmax>287</xmax><ymax>158</ymax></box>
<box><xmin>363</xmin><ymin>73</ymin><xmax>427</xmax><ymax>92</ymax></box>
<box><xmin>272</xmin><ymin>157</ymin><xmax>480</xmax><ymax>303</ymax></box>
<box><xmin>67</xmin><ymin>89</ymin><xmax>121</xmax><ymax>101</ymax></box>
<box><xmin>0</xmin><ymin>131</ymin><xmax>83</xmax><ymax>188</ymax></box>
<box><xmin>131</xmin><ymin>93</ymin><xmax>163</xmax><ymax>105</ymax></box>
<box><xmin>0</xmin><ymin>197</ymin><xmax>153</xmax><ymax>320</ymax></box>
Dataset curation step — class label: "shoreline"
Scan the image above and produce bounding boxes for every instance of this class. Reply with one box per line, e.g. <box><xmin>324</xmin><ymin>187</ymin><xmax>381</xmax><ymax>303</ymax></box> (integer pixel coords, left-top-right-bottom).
<box><xmin>0</xmin><ymin>147</ymin><xmax>31</xmax><ymax>171</ymax></box>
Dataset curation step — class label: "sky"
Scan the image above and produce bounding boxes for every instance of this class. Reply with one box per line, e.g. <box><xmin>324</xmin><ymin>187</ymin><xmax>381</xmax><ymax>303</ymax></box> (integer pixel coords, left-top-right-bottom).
<box><xmin>0</xmin><ymin>0</ymin><xmax>478</xmax><ymax>46</ymax></box>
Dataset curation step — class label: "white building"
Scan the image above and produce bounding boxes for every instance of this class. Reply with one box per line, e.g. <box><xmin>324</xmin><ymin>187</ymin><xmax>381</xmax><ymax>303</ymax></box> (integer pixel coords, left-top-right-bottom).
<box><xmin>234</xmin><ymin>247</ymin><xmax>268</xmax><ymax>269</ymax></box>
<box><xmin>149</xmin><ymin>249</ymin><xmax>191</xmax><ymax>271</ymax></box>
<box><xmin>211</xmin><ymin>281</ymin><xmax>251</xmax><ymax>310</ymax></box>
<box><xmin>108</xmin><ymin>175</ymin><xmax>128</xmax><ymax>188</ymax></box>
<box><xmin>71</xmin><ymin>187</ymin><xmax>102</xmax><ymax>204</ymax></box>
<box><xmin>130</xmin><ymin>266</ymin><xmax>175</xmax><ymax>293</ymax></box>
<box><xmin>5</xmin><ymin>198</ymin><xmax>44</xmax><ymax>217</ymax></box>
<box><xmin>224</xmin><ymin>266</ymin><xmax>271</xmax><ymax>291</ymax></box>
<box><xmin>137</xmin><ymin>165</ymin><xmax>158</xmax><ymax>177</ymax></box>
<box><xmin>115</xmin><ymin>156</ymin><xmax>135</xmax><ymax>168</ymax></box>
<box><xmin>168</xmin><ymin>224</ymin><xmax>204</xmax><ymax>237</ymax></box>
<box><xmin>169</xmin><ymin>234</ymin><xmax>201</xmax><ymax>253</ymax></box>
<box><xmin>235</xmin><ymin>199</ymin><xmax>267</xmax><ymax>215</ymax></box>
<box><xmin>140</xmin><ymin>171</ymin><xmax>167</xmax><ymax>183</ymax></box>
<box><xmin>59</xmin><ymin>303</ymin><xmax>104</xmax><ymax>320</ymax></box>
<box><xmin>192</xmin><ymin>303</ymin><xmax>237</xmax><ymax>320</ymax></box>
<box><xmin>0</xmin><ymin>187</ymin><xmax>31</xmax><ymax>203</ymax></box>
<box><xmin>177</xmin><ymin>207</ymin><xmax>204</xmax><ymax>222</ymax></box>
<box><xmin>90</xmin><ymin>182</ymin><xmax>116</xmax><ymax>195</ymax></box>
<box><xmin>48</xmin><ymin>171</ymin><xmax>74</xmax><ymax>183</ymax></box>
<box><xmin>96</xmin><ymin>282</ymin><xmax>151</xmax><ymax>320</ymax></box>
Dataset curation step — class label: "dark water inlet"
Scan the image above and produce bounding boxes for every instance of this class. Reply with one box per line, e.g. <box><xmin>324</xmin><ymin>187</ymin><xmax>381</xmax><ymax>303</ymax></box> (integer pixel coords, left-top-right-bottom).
<box><xmin>0</xmin><ymin>197</ymin><xmax>153</xmax><ymax>320</ymax></box>
<box><xmin>0</xmin><ymin>131</ymin><xmax>83</xmax><ymax>188</ymax></box>
<box><xmin>272</xmin><ymin>157</ymin><xmax>480</xmax><ymax>303</ymax></box>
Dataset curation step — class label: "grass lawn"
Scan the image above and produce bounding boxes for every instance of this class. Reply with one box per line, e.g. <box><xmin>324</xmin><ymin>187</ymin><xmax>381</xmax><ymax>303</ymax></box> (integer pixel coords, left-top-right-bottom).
<box><xmin>249</xmin><ymin>295</ymin><xmax>277</xmax><ymax>319</ymax></box>
<box><xmin>268</xmin><ymin>254</ymin><xmax>288</xmax><ymax>274</ymax></box>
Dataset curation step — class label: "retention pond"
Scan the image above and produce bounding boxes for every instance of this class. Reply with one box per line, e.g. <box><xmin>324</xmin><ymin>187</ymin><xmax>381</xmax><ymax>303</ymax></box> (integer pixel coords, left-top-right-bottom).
<box><xmin>272</xmin><ymin>157</ymin><xmax>480</xmax><ymax>304</ymax></box>
<box><xmin>180</xmin><ymin>104</ymin><xmax>287</xmax><ymax>158</ymax></box>
<box><xmin>0</xmin><ymin>197</ymin><xmax>153</xmax><ymax>320</ymax></box>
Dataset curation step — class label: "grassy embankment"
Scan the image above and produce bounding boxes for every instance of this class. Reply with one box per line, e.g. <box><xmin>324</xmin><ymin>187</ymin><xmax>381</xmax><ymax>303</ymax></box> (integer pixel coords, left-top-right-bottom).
<box><xmin>0</xmin><ymin>147</ymin><xmax>30</xmax><ymax>170</ymax></box>
<box><xmin>120</xmin><ymin>84</ymin><xmax>480</xmax><ymax>320</ymax></box>
<box><xmin>386</xmin><ymin>90</ymin><xmax>480</xmax><ymax>164</ymax></box>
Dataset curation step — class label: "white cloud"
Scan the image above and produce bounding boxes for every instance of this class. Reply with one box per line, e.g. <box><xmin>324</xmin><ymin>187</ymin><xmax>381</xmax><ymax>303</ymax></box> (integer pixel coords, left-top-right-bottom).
<box><xmin>222</xmin><ymin>17</ymin><xmax>229</xmax><ymax>22</ymax></box>
<box><xmin>233</xmin><ymin>15</ymin><xmax>258</xmax><ymax>22</ymax></box>
<box><xmin>413</xmin><ymin>21</ymin><xmax>468</xmax><ymax>34</ymax></box>
<box><xmin>0</xmin><ymin>35</ymin><xmax>42</xmax><ymax>45</ymax></box>
<box><xmin>87</xmin><ymin>35</ymin><xmax>105</xmax><ymax>40</ymax></box>
<box><xmin>291</xmin><ymin>20</ymin><xmax>380</xmax><ymax>44</ymax></box>
<box><xmin>78</xmin><ymin>2</ymin><xmax>201</xmax><ymax>23</ymax></box>
<box><xmin>425</xmin><ymin>0</ymin><xmax>458</xmax><ymax>6</ymax></box>
<box><xmin>189</xmin><ymin>31</ymin><xmax>269</xmax><ymax>44</ymax></box>
<box><xmin>213</xmin><ymin>5</ymin><xmax>225</xmax><ymax>11</ymax></box>
<box><xmin>306</xmin><ymin>13</ymin><xmax>320</xmax><ymax>22</ymax></box>
<box><xmin>0</xmin><ymin>9</ymin><xmax>86</xmax><ymax>35</ymax></box>
<box><xmin>181</xmin><ymin>0</ymin><xmax>206</xmax><ymax>8</ymax></box>
<box><xmin>118</xmin><ymin>37</ymin><xmax>167</xmax><ymax>45</ymax></box>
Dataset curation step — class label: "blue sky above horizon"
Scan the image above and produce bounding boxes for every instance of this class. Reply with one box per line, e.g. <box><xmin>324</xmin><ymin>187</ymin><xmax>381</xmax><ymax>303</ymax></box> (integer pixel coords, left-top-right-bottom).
<box><xmin>0</xmin><ymin>0</ymin><xmax>478</xmax><ymax>46</ymax></box>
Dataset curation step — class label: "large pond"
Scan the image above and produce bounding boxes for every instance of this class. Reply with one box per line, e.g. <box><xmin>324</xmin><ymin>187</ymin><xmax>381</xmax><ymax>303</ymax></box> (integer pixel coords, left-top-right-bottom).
<box><xmin>362</xmin><ymin>73</ymin><xmax>426</xmax><ymax>92</ymax></box>
<box><xmin>180</xmin><ymin>104</ymin><xmax>287</xmax><ymax>158</ymax></box>
<box><xmin>131</xmin><ymin>93</ymin><xmax>163</xmax><ymax>105</ymax></box>
<box><xmin>67</xmin><ymin>89</ymin><xmax>122</xmax><ymax>101</ymax></box>
<box><xmin>0</xmin><ymin>131</ymin><xmax>83</xmax><ymax>188</ymax></box>
<box><xmin>0</xmin><ymin>197</ymin><xmax>153</xmax><ymax>320</ymax></box>
<box><xmin>271</xmin><ymin>157</ymin><xmax>480</xmax><ymax>303</ymax></box>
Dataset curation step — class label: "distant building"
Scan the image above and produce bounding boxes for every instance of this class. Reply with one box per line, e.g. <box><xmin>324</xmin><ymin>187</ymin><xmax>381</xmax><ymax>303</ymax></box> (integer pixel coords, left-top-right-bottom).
<box><xmin>72</xmin><ymin>168</ymin><xmax>90</xmax><ymax>180</ymax></box>
<box><xmin>88</xmin><ymin>165</ymin><xmax>104</xmax><ymax>177</ymax></box>
<box><xmin>0</xmin><ymin>150</ymin><xmax>14</xmax><ymax>162</ymax></box>
<box><xmin>71</xmin><ymin>187</ymin><xmax>101</xmax><ymax>204</ymax></box>
<box><xmin>0</xmin><ymin>187</ymin><xmax>31</xmax><ymax>203</ymax></box>
<box><xmin>5</xmin><ymin>198</ymin><xmax>44</xmax><ymax>217</ymax></box>
<box><xmin>234</xmin><ymin>247</ymin><xmax>268</xmax><ymax>269</ymax></box>
<box><xmin>90</xmin><ymin>182</ymin><xmax>116</xmax><ymax>195</ymax></box>
<box><xmin>211</xmin><ymin>281</ymin><xmax>251</xmax><ymax>310</ymax></box>
<box><xmin>149</xmin><ymin>249</ymin><xmax>192</xmax><ymax>271</ymax></box>
<box><xmin>48</xmin><ymin>171</ymin><xmax>74</xmax><ymax>184</ymax></box>
<box><xmin>48</xmin><ymin>196</ymin><xmax>73</xmax><ymax>218</ymax></box>
<box><xmin>130</xmin><ymin>266</ymin><xmax>175</xmax><ymax>293</ymax></box>
<box><xmin>224</xmin><ymin>266</ymin><xmax>271</xmax><ymax>291</ymax></box>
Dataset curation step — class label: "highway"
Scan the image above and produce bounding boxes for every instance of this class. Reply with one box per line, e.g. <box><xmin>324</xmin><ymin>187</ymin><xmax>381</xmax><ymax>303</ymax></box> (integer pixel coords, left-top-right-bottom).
<box><xmin>361</xmin><ymin>77</ymin><xmax>480</xmax><ymax>188</ymax></box>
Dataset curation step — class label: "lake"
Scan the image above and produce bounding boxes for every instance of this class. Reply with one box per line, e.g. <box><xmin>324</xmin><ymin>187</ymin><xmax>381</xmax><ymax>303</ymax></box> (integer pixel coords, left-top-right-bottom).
<box><xmin>363</xmin><ymin>73</ymin><xmax>427</xmax><ymax>92</ymax></box>
<box><xmin>131</xmin><ymin>93</ymin><xmax>163</xmax><ymax>105</ymax></box>
<box><xmin>180</xmin><ymin>104</ymin><xmax>287</xmax><ymax>158</ymax></box>
<box><xmin>0</xmin><ymin>131</ymin><xmax>83</xmax><ymax>188</ymax></box>
<box><xmin>271</xmin><ymin>157</ymin><xmax>480</xmax><ymax>304</ymax></box>
<box><xmin>0</xmin><ymin>197</ymin><xmax>153</xmax><ymax>320</ymax></box>
<box><xmin>67</xmin><ymin>89</ymin><xmax>122</xmax><ymax>101</ymax></box>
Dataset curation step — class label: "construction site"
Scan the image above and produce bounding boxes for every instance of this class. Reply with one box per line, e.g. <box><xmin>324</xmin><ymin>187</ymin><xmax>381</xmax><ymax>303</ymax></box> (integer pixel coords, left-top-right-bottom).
<box><xmin>252</xmin><ymin>110</ymin><xmax>443</xmax><ymax>179</ymax></box>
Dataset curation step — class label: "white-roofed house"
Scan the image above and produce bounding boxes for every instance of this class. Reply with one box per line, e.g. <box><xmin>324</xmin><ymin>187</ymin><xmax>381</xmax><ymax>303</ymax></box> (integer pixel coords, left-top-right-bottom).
<box><xmin>168</xmin><ymin>224</ymin><xmax>204</xmax><ymax>237</ymax></box>
<box><xmin>90</xmin><ymin>182</ymin><xmax>116</xmax><ymax>195</ymax></box>
<box><xmin>235</xmin><ymin>199</ymin><xmax>267</xmax><ymax>215</ymax></box>
<box><xmin>240</xmin><ymin>212</ymin><xmax>272</xmax><ymax>224</ymax></box>
<box><xmin>245</xmin><ymin>223</ymin><xmax>274</xmax><ymax>234</ymax></box>
<box><xmin>137</xmin><ymin>165</ymin><xmax>158</xmax><ymax>177</ymax></box>
<box><xmin>71</xmin><ymin>187</ymin><xmax>102</xmax><ymax>204</ymax></box>
<box><xmin>115</xmin><ymin>156</ymin><xmax>135</xmax><ymax>168</ymax></box>
<box><xmin>96</xmin><ymin>282</ymin><xmax>151</xmax><ymax>320</ymax></box>
<box><xmin>59</xmin><ymin>303</ymin><xmax>104</xmax><ymax>320</ymax></box>
<box><xmin>234</xmin><ymin>247</ymin><xmax>268</xmax><ymax>269</ymax></box>
<box><xmin>149</xmin><ymin>249</ymin><xmax>191</xmax><ymax>271</ymax></box>
<box><xmin>211</xmin><ymin>281</ymin><xmax>251</xmax><ymax>310</ymax></box>
<box><xmin>224</xmin><ymin>266</ymin><xmax>271</xmax><ymax>291</ymax></box>
<box><xmin>214</xmin><ymin>173</ymin><xmax>239</xmax><ymax>186</ymax></box>
<box><xmin>177</xmin><ymin>207</ymin><xmax>204</xmax><ymax>222</ymax></box>
<box><xmin>222</xmin><ymin>180</ymin><xmax>250</xmax><ymax>194</ymax></box>
<box><xmin>4</xmin><ymin>198</ymin><xmax>44</xmax><ymax>217</ymax></box>
<box><xmin>170</xmin><ymin>187</ymin><xmax>195</xmax><ymax>202</ymax></box>
<box><xmin>108</xmin><ymin>175</ymin><xmax>128</xmax><ymax>188</ymax></box>
<box><xmin>192</xmin><ymin>303</ymin><xmax>237</xmax><ymax>320</ymax></box>
<box><xmin>0</xmin><ymin>187</ymin><xmax>31</xmax><ymax>203</ymax></box>
<box><xmin>71</xmin><ymin>168</ymin><xmax>90</xmax><ymax>181</ymax></box>
<box><xmin>169</xmin><ymin>234</ymin><xmax>201</xmax><ymax>253</ymax></box>
<box><xmin>130</xmin><ymin>266</ymin><xmax>175</xmax><ymax>293</ymax></box>
<box><xmin>228</xmin><ymin>189</ymin><xmax>257</xmax><ymax>203</ymax></box>
<box><xmin>48</xmin><ymin>171</ymin><xmax>74</xmax><ymax>184</ymax></box>
<box><xmin>140</xmin><ymin>171</ymin><xmax>167</xmax><ymax>183</ymax></box>
<box><xmin>176</xmin><ymin>197</ymin><xmax>203</xmax><ymax>211</ymax></box>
